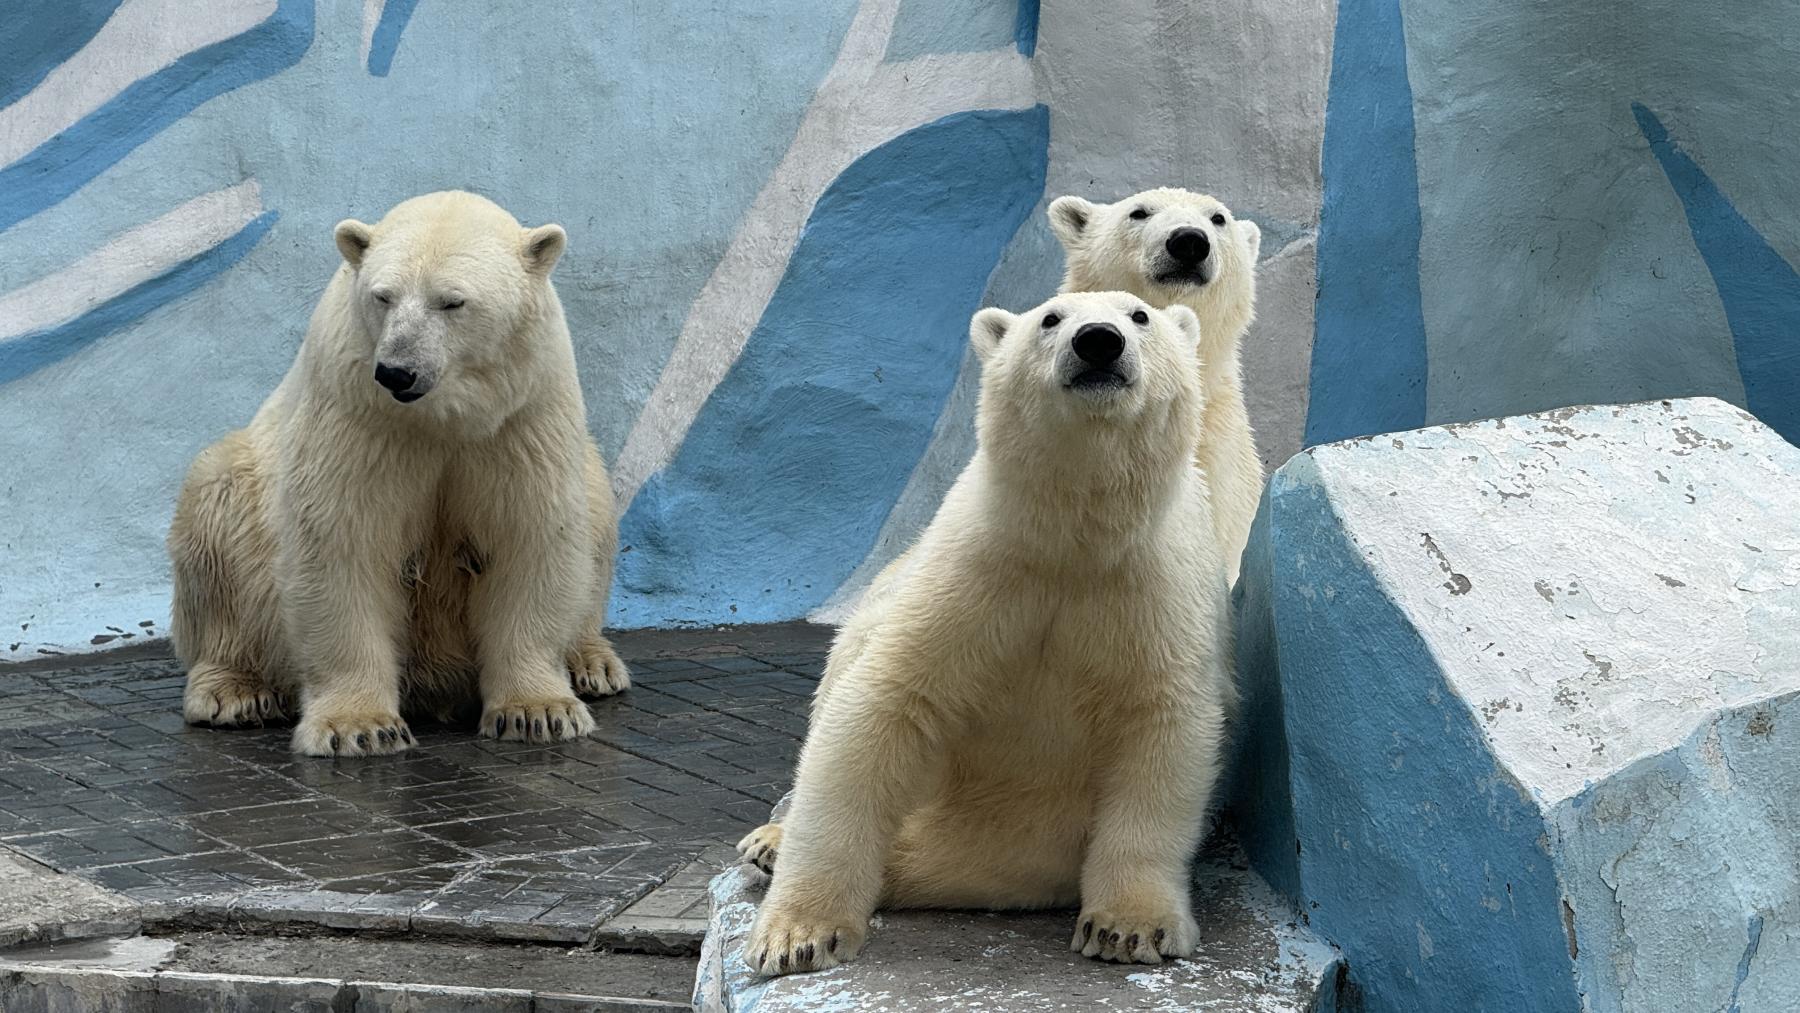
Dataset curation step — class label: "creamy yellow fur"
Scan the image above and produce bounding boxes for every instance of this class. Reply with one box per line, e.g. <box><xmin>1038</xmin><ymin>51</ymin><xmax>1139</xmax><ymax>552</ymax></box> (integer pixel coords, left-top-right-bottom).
<box><xmin>1049</xmin><ymin>188</ymin><xmax>1262</xmax><ymax>585</ymax></box>
<box><xmin>739</xmin><ymin>293</ymin><xmax>1233</xmax><ymax>973</ymax></box>
<box><xmin>167</xmin><ymin>191</ymin><xmax>628</xmax><ymax>757</ymax></box>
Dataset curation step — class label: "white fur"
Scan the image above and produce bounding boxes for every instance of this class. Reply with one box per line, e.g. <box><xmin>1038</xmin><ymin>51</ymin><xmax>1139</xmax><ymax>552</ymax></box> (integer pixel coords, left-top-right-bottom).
<box><xmin>1049</xmin><ymin>188</ymin><xmax>1262</xmax><ymax>585</ymax></box>
<box><xmin>167</xmin><ymin>191</ymin><xmax>629</xmax><ymax>756</ymax></box>
<box><xmin>739</xmin><ymin>293</ymin><xmax>1233</xmax><ymax>973</ymax></box>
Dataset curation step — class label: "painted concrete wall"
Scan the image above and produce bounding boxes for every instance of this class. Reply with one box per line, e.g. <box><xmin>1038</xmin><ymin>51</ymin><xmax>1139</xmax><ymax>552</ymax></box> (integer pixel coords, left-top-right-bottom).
<box><xmin>0</xmin><ymin>0</ymin><xmax>1327</xmax><ymax>656</ymax></box>
<box><xmin>6</xmin><ymin>0</ymin><xmax>1800</xmax><ymax>655</ymax></box>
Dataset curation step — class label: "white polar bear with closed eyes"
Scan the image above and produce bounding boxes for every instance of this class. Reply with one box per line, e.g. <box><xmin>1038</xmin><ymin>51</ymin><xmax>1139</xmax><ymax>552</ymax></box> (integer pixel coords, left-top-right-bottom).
<box><xmin>738</xmin><ymin>292</ymin><xmax>1232</xmax><ymax>975</ymax></box>
<box><xmin>167</xmin><ymin>190</ymin><xmax>629</xmax><ymax>757</ymax></box>
<box><xmin>1050</xmin><ymin>188</ymin><xmax>1262</xmax><ymax>585</ymax></box>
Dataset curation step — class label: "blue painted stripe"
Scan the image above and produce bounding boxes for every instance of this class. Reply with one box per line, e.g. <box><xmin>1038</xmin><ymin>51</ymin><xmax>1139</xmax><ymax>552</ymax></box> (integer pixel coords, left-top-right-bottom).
<box><xmin>612</xmin><ymin>106</ymin><xmax>1050</xmax><ymax>629</ymax></box>
<box><xmin>1305</xmin><ymin>0</ymin><xmax>1428</xmax><ymax>446</ymax></box>
<box><xmin>1015</xmin><ymin>0</ymin><xmax>1040</xmax><ymax>56</ymax></box>
<box><xmin>0</xmin><ymin>210</ymin><xmax>277</xmax><ymax>386</ymax></box>
<box><xmin>0</xmin><ymin>0</ymin><xmax>312</xmax><ymax>234</ymax></box>
<box><xmin>1634</xmin><ymin>103</ymin><xmax>1800</xmax><ymax>444</ymax></box>
<box><xmin>0</xmin><ymin>1</ymin><xmax>122</xmax><ymax>111</ymax></box>
<box><xmin>367</xmin><ymin>0</ymin><xmax>423</xmax><ymax>77</ymax></box>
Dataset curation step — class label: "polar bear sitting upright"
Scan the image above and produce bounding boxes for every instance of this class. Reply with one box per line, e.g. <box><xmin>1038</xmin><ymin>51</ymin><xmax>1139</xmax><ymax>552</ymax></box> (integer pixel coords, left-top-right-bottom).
<box><xmin>1049</xmin><ymin>188</ymin><xmax>1261</xmax><ymax>584</ymax></box>
<box><xmin>167</xmin><ymin>191</ymin><xmax>629</xmax><ymax>756</ymax></box>
<box><xmin>740</xmin><ymin>293</ymin><xmax>1232</xmax><ymax>974</ymax></box>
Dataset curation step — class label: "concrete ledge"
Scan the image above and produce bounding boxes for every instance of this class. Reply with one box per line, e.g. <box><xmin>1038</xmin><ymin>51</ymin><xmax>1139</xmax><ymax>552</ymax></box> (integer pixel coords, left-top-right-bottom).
<box><xmin>0</xmin><ymin>933</ymin><xmax>693</xmax><ymax>1011</ymax></box>
<box><xmin>696</xmin><ymin>839</ymin><xmax>1347</xmax><ymax>1012</ymax></box>
<box><xmin>0</xmin><ymin>851</ymin><xmax>139</xmax><ymax>949</ymax></box>
<box><xmin>1231</xmin><ymin>398</ymin><xmax>1800</xmax><ymax>1013</ymax></box>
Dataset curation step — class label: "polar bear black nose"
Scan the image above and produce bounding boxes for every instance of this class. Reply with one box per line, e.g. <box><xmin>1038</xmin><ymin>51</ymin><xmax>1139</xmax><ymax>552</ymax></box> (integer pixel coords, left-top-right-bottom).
<box><xmin>1165</xmin><ymin>227</ymin><xmax>1210</xmax><ymax>264</ymax></box>
<box><xmin>1072</xmin><ymin>323</ymin><xmax>1124</xmax><ymax>366</ymax></box>
<box><xmin>374</xmin><ymin>362</ymin><xmax>417</xmax><ymax>394</ymax></box>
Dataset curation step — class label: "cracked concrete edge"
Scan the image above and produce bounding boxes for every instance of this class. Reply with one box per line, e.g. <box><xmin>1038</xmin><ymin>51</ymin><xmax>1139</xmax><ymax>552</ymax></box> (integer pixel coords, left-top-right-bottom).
<box><xmin>0</xmin><ymin>936</ymin><xmax>692</xmax><ymax>1011</ymax></box>
<box><xmin>0</xmin><ymin>849</ymin><xmax>141</xmax><ymax>950</ymax></box>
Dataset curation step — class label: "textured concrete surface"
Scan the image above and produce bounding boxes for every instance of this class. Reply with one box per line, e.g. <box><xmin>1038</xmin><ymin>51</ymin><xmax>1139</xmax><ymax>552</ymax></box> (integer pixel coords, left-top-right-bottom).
<box><xmin>1232</xmin><ymin>397</ymin><xmax>1799</xmax><ymax>1012</ymax></box>
<box><xmin>0</xmin><ymin>624</ymin><xmax>829</xmax><ymax>952</ymax></box>
<box><xmin>0</xmin><ymin>850</ymin><xmax>139</xmax><ymax>949</ymax></box>
<box><xmin>697</xmin><ymin>836</ymin><xmax>1347</xmax><ymax>1012</ymax></box>
<box><xmin>0</xmin><ymin>933</ymin><xmax>691</xmax><ymax>1011</ymax></box>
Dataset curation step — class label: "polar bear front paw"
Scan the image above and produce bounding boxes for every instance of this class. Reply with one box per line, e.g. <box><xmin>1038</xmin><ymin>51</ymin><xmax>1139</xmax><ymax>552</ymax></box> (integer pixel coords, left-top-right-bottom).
<box><xmin>567</xmin><ymin>634</ymin><xmax>630</xmax><ymax>698</ymax></box>
<box><xmin>1070</xmin><ymin>902</ymin><xmax>1199</xmax><ymax>964</ymax></box>
<box><xmin>291</xmin><ymin>710</ymin><xmax>415</xmax><ymax>757</ymax></box>
<box><xmin>183</xmin><ymin>665</ymin><xmax>291</xmax><ymax>727</ymax></box>
<box><xmin>743</xmin><ymin>903</ymin><xmax>867</xmax><ymax>976</ymax></box>
<box><xmin>736</xmin><ymin>823</ymin><xmax>783</xmax><ymax>875</ymax></box>
<box><xmin>479</xmin><ymin>693</ymin><xmax>595</xmax><ymax>743</ymax></box>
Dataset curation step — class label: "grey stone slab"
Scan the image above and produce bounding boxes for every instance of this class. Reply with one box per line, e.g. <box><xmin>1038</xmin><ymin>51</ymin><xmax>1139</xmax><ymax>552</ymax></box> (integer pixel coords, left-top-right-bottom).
<box><xmin>698</xmin><ymin>840</ymin><xmax>1349</xmax><ymax>1013</ymax></box>
<box><xmin>0</xmin><ymin>849</ymin><xmax>139</xmax><ymax>948</ymax></box>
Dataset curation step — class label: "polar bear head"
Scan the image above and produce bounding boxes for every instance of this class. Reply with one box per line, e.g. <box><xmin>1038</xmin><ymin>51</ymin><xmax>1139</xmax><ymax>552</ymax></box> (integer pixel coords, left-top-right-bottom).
<box><xmin>969</xmin><ymin>292</ymin><xmax>1204</xmax><ymax>480</ymax></box>
<box><xmin>1048</xmin><ymin>188</ymin><xmax>1258</xmax><ymax>365</ymax></box>
<box><xmin>332</xmin><ymin>191</ymin><xmax>567</xmax><ymax>418</ymax></box>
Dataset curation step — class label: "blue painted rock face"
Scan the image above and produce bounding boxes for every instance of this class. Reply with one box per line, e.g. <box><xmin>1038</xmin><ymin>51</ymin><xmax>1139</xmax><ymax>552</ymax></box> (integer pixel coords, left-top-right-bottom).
<box><xmin>1232</xmin><ymin>397</ymin><xmax>1800</xmax><ymax>1013</ymax></box>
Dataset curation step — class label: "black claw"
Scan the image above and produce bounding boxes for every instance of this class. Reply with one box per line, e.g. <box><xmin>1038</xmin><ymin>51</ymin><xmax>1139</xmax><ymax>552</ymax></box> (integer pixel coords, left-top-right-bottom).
<box><xmin>376</xmin><ymin>729</ymin><xmax>391</xmax><ymax>746</ymax></box>
<box><xmin>1110</xmin><ymin>930</ymin><xmax>1122</xmax><ymax>946</ymax></box>
<box><xmin>828</xmin><ymin>931</ymin><xmax>840</xmax><ymax>955</ymax></box>
<box><xmin>799</xmin><ymin>943</ymin><xmax>814</xmax><ymax>965</ymax></box>
<box><xmin>514</xmin><ymin>715</ymin><xmax>525</xmax><ymax>733</ymax></box>
<box><xmin>778</xmin><ymin>951</ymin><xmax>789</xmax><ymax>970</ymax></box>
<box><xmin>532</xmin><ymin>718</ymin><xmax>544</xmax><ymax>739</ymax></box>
<box><xmin>1079</xmin><ymin>919</ymin><xmax>1093</xmax><ymax>944</ymax></box>
<box><xmin>402</xmin><ymin>727</ymin><xmax>416</xmax><ymax>745</ymax></box>
<box><xmin>493</xmin><ymin>715</ymin><xmax>506</xmax><ymax>737</ymax></box>
<box><xmin>1126</xmin><ymin>934</ymin><xmax>1139</xmax><ymax>953</ymax></box>
<box><xmin>552</xmin><ymin>717</ymin><xmax>564</xmax><ymax>736</ymax></box>
<box><xmin>328</xmin><ymin>733</ymin><xmax>340</xmax><ymax>752</ymax></box>
<box><xmin>355</xmin><ymin>733</ymin><xmax>370</xmax><ymax>751</ymax></box>
<box><xmin>1153</xmin><ymin>928</ymin><xmax>1166</xmax><ymax>947</ymax></box>
<box><xmin>757</xmin><ymin>949</ymin><xmax>768</xmax><ymax>969</ymax></box>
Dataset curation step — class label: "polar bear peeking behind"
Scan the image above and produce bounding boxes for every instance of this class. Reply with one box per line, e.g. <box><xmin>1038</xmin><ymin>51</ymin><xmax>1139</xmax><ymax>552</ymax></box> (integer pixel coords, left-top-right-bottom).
<box><xmin>1050</xmin><ymin>188</ymin><xmax>1261</xmax><ymax>585</ymax></box>
<box><xmin>167</xmin><ymin>191</ymin><xmax>629</xmax><ymax>756</ymax></box>
<box><xmin>738</xmin><ymin>292</ymin><xmax>1233</xmax><ymax>973</ymax></box>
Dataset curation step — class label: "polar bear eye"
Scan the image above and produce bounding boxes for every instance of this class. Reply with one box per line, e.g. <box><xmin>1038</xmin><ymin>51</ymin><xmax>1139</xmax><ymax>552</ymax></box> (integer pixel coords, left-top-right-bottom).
<box><xmin>1210</xmin><ymin>213</ymin><xmax>1227</xmax><ymax>226</ymax></box>
<box><xmin>1131</xmin><ymin>310</ymin><xmax>1150</xmax><ymax>326</ymax></box>
<box><xmin>1042</xmin><ymin>313</ymin><xmax>1061</xmax><ymax>328</ymax></box>
<box><xmin>1128</xmin><ymin>208</ymin><xmax>1150</xmax><ymax>221</ymax></box>
<box><xmin>373</xmin><ymin>293</ymin><xmax>392</xmax><ymax>306</ymax></box>
<box><xmin>440</xmin><ymin>299</ymin><xmax>466</xmax><ymax>311</ymax></box>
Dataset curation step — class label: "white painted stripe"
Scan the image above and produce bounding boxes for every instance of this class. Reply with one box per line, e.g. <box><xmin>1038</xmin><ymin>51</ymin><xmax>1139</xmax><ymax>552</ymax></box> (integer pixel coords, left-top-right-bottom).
<box><xmin>0</xmin><ymin>181</ymin><xmax>264</xmax><ymax>341</ymax></box>
<box><xmin>0</xmin><ymin>0</ymin><xmax>277</xmax><ymax>169</ymax></box>
<box><xmin>611</xmin><ymin>0</ymin><xmax>1035</xmax><ymax>505</ymax></box>
<box><xmin>360</xmin><ymin>0</ymin><xmax>386</xmax><ymax>68</ymax></box>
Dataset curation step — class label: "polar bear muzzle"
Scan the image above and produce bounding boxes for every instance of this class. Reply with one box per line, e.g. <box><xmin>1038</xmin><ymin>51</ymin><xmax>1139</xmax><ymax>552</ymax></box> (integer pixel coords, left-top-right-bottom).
<box><xmin>374</xmin><ymin>361</ymin><xmax>429</xmax><ymax>403</ymax></box>
<box><xmin>1066</xmin><ymin>322</ymin><xmax>1133</xmax><ymax>391</ymax></box>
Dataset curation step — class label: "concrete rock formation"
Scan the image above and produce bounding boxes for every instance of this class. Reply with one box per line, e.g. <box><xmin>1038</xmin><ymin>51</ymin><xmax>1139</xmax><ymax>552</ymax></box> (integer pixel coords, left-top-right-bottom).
<box><xmin>1232</xmin><ymin>397</ymin><xmax>1799</xmax><ymax>1013</ymax></box>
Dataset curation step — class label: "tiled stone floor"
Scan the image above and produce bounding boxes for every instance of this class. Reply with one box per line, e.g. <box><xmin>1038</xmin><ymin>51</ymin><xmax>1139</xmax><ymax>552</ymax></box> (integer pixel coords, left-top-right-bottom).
<box><xmin>0</xmin><ymin>624</ymin><xmax>829</xmax><ymax>949</ymax></box>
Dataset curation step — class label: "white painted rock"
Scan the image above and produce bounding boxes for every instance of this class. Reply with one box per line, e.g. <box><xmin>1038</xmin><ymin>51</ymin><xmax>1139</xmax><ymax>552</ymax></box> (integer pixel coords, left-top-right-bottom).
<box><xmin>695</xmin><ymin>838</ymin><xmax>1347</xmax><ymax>1012</ymax></box>
<box><xmin>1231</xmin><ymin>397</ymin><xmax>1799</xmax><ymax>1013</ymax></box>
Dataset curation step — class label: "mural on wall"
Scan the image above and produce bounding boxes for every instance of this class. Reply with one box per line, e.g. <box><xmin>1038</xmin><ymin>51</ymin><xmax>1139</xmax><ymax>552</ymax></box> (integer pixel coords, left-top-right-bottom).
<box><xmin>1310</xmin><ymin>0</ymin><xmax>1800</xmax><ymax>447</ymax></box>
<box><xmin>0</xmin><ymin>0</ymin><xmax>1328</xmax><ymax>656</ymax></box>
<box><xmin>5</xmin><ymin>0</ymin><xmax>1796</xmax><ymax>657</ymax></box>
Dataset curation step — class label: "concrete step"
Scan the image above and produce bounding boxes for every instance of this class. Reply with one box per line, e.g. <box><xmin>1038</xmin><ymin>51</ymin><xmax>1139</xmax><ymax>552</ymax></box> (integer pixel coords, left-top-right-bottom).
<box><xmin>0</xmin><ymin>932</ymin><xmax>696</xmax><ymax>1011</ymax></box>
<box><xmin>697</xmin><ymin>838</ymin><xmax>1352</xmax><ymax>1012</ymax></box>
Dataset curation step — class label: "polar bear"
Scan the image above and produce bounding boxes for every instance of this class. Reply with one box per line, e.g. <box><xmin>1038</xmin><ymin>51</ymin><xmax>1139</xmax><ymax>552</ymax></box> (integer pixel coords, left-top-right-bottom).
<box><xmin>1049</xmin><ymin>189</ymin><xmax>1262</xmax><ymax>585</ymax></box>
<box><xmin>167</xmin><ymin>190</ymin><xmax>629</xmax><ymax>756</ymax></box>
<box><xmin>738</xmin><ymin>293</ymin><xmax>1232</xmax><ymax>973</ymax></box>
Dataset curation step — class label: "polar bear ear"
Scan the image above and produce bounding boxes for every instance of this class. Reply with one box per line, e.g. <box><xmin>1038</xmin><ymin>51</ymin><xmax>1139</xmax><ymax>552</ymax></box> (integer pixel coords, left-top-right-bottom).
<box><xmin>333</xmin><ymin>220</ymin><xmax>374</xmax><ymax>267</ymax></box>
<box><xmin>521</xmin><ymin>224</ymin><xmax>568</xmax><ymax>275</ymax></box>
<box><xmin>1237</xmin><ymin>218</ymin><xmax>1262</xmax><ymax>263</ymax></box>
<box><xmin>1164</xmin><ymin>304</ymin><xmax>1203</xmax><ymax>351</ymax></box>
<box><xmin>969</xmin><ymin>307</ymin><xmax>1016</xmax><ymax>363</ymax></box>
<box><xmin>1047</xmin><ymin>196</ymin><xmax>1096</xmax><ymax>247</ymax></box>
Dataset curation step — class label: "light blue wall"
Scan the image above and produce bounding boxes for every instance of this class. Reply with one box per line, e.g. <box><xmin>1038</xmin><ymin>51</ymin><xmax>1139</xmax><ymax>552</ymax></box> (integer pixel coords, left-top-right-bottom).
<box><xmin>1309</xmin><ymin>0</ymin><xmax>1800</xmax><ymax>446</ymax></box>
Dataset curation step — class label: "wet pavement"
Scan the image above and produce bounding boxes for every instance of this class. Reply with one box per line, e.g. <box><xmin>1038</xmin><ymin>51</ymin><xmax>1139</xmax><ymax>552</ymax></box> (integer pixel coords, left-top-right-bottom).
<box><xmin>0</xmin><ymin>624</ymin><xmax>828</xmax><ymax>949</ymax></box>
